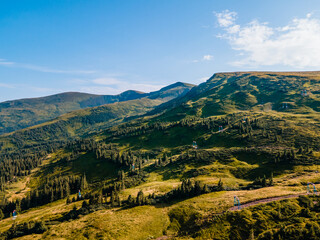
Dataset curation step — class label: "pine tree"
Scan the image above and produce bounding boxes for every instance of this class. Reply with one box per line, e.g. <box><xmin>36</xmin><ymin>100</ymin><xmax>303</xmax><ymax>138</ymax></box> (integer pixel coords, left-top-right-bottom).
<box><xmin>82</xmin><ymin>200</ymin><xmax>88</xmax><ymax>208</ymax></box>
<box><xmin>217</xmin><ymin>179</ymin><xmax>223</xmax><ymax>191</ymax></box>
<box><xmin>127</xmin><ymin>195</ymin><xmax>134</xmax><ymax>206</ymax></box>
<box><xmin>119</xmin><ymin>170</ymin><xmax>125</xmax><ymax>189</ymax></box>
<box><xmin>194</xmin><ymin>181</ymin><xmax>202</xmax><ymax>196</ymax></box>
<box><xmin>0</xmin><ymin>209</ymin><xmax>4</xmax><ymax>220</ymax></box>
<box><xmin>203</xmin><ymin>184</ymin><xmax>209</xmax><ymax>193</ymax></box>
<box><xmin>111</xmin><ymin>191</ymin><xmax>115</xmax><ymax>207</ymax></box>
<box><xmin>136</xmin><ymin>190</ymin><xmax>144</xmax><ymax>206</ymax></box>
<box><xmin>117</xmin><ymin>195</ymin><xmax>121</xmax><ymax>207</ymax></box>
<box><xmin>269</xmin><ymin>172</ymin><xmax>274</xmax><ymax>186</ymax></box>
<box><xmin>81</xmin><ymin>173</ymin><xmax>88</xmax><ymax>190</ymax></box>
<box><xmin>65</xmin><ymin>184</ymin><xmax>70</xmax><ymax>198</ymax></box>
<box><xmin>262</xmin><ymin>175</ymin><xmax>267</xmax><ymax>187</ymax></box>
<box><xmin>50</xmin><ymin>190</ymin><xmax>54</xmax><ymax>203</ymax></box>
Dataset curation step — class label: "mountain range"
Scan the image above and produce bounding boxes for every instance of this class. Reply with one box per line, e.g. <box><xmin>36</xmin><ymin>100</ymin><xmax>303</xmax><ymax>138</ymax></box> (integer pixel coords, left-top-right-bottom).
<box><xmin>0</xmin><ymin>82</ymin><xmax>194</xmax><ymax>135</ymax></box>
<box><xmin>1</xmin><ymin>72</ymin><xmax>320</xmax><ymax>240</ymax></box>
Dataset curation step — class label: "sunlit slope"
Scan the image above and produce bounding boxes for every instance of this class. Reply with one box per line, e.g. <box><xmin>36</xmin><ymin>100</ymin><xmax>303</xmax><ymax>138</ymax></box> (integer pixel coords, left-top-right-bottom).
<box><xmin>153</xmin><ymin>71</ymin><xmax>320</xmax><ymax>120</ymax></box>
<box><xmin>0</xmin><ymin>82</ymin><xmax>194</xmax><ymax>135</ymax></box>
<box><xmin>0</xmin><ymin>91</ymin><xmax>149</xmax><ymax>135</ymax></box>
<box><xmin>1</xmin><ymin>73</ymin><xmax>320</xmax><ymax>239</ymax></box>
<box><xmin>0</xmin><ymin>82</ymin><xmax>194</xmax><ymax>150</ymax></box>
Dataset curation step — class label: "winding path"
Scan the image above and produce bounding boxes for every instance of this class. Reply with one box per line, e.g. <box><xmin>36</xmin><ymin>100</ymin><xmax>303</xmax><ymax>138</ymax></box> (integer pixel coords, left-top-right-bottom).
<box><xmin>228</xmin><ymin>193</ymin><xmax>308</xmax><ymax>211</ymax></box>
<box><xmin>155</xmin><ymin>193</ymin><xmax>311</xmax><ymax>240</ymax></box>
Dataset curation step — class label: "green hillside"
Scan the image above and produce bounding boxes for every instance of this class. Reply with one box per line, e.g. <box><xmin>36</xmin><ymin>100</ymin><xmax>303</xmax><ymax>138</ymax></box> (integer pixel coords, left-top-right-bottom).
<box><xmin>1</xmin><ymin>72</ymin><xmax>320</xmax><ymax>240</ymax></box>
<box><xmin>154</xmin><ymin>71</ymin><xmax>320</xmax><ymax>121</ymax></box>
<box><xmin>0</xmin><ymin>82</ymin><xmax>194</xmax><ymax>135</ymax></box>
<box><xmin>0</xmin><ymin>82</ymin><xmax>194</xmax><ymax>152</ymax></box>
<box><xmin>0</xmin><ymin>91</ymin><xmax>146</xmax><ymax>135</ymax></box>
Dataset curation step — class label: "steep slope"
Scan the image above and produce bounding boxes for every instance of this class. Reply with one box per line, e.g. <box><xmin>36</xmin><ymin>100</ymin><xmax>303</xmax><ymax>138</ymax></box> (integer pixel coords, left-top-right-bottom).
<box><xmin>152</xmin><ymin>71</ymin><xmax>320</xmax><ymax>120</ymax></box>
<box><xmin>1</xmin><ymin>72</ymin><xmax>320</xmax><ymax>240</ymax></box>
<box><xmin>0</xmin><ymin>82</ymin><xmax>194</xmax><ymax>151</ymax></box>
<box><xmin>0</xmin><ymin>90</ymin><xmax>147</xmax><ymax>134</ymax></box>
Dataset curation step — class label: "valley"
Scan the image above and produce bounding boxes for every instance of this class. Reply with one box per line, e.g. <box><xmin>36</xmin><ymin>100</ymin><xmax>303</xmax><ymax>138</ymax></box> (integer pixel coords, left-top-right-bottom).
<box><xmin>0</xmin><ymin>72</ymin><xmax>320</xmax><ymax>239</ymax></box>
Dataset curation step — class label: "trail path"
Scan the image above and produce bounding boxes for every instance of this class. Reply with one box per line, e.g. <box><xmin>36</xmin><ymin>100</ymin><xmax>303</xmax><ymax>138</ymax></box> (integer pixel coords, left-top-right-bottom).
<box><xmin>228</xmin><ymin>193</ymin><xmax>308</xmax><ymax>211</ymax></box>
<box><xmin>155</xmin><ymin>193</ymin><xmax>311</xmax><ymax>240</ymax></box>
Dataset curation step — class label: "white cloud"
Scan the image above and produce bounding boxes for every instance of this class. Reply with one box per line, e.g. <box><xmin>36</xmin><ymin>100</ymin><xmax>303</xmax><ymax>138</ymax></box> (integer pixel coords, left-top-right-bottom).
<box><xmin>75</xmin><ymin>76</ymin><xmax>165</xmax><ymax>95</ymax></box>
<box><xmin>216</xmin><ymin>11</ymin><xmax>320</xmax><ymax>68</ymax></box>
<box><xmin>0</xmin><ymin>58</ymin><xmax>96</xmax><ymax>74</ymax></box>
<box><xmin>20</xmin><ymin>64</ymin><xmax>96</xmax><ymax>74</ymax></box>
<box><xmin>128</xmin><ymin>83</ymin><xmax>165</xmax><ymax>92</ymax></box>
<box><xmin>0</xmin><ymin>82</ymin><xmax>15</xmax><ymax>88</ymax></box>
<box><xmin>79</xmin><ymin>86</ymin><xmax>120</xmax><ymax>95</ymax></box>
<box><xmin>92</xmin><ymin>77</ymin><xmax>121</xmax><ymax>85</ymax></box>
<box><xmin>215</xmin><ymin>10</ymin><xmax>237</xmax><ymax>27</ymax></box>
<box><xmin>203</xmin><ymin>55</ymin><xmax>213</xmax><ymax>61</ymax></box>
<box><xmin>192</xmin><ymin>55</ymin><xmax>214</xmax><ymax>63</ymax></box>
<box><xmin>196</xmin><ymin>77</ymin><xmax>210</xmax><ymax>83</ymax></box>
<box><xmin>0</xmin><ymin>59</ymin><xmax>14</xmax><ymax>65</ymax></box>
<box><xmin>29</xmin><ymin>86</ymin><xmax>59</xmax><ymax>93</ymax></box>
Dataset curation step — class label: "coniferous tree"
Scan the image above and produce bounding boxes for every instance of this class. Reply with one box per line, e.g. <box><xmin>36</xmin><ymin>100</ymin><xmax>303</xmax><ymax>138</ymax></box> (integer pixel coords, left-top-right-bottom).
<box><xmin>111</xmin><ymin>191</ymin><xmax>115</xmax><ymax>207</ymax></box>
<box><xmin>50</xmin><ymin>190</ymin><xmax>54</xmax><ymax>203</ymax></box>
<box><xmin>81</xmin><ymin>173</ymin><xmax>88</xmax><ymax>190</ymax></box>
<box><xmin>262</xmin><ymin>175</ymin><xmax>267</xmax><ymax>187</ymax></box>
<box><xmin>0</xmin><ymin>209</ymin><xmax>4</xmax><ymax>220</ymax></box>
<box><xmin>217</xmin><ymin>179</ymin><xmax>223</xmax><ymax>191</ymax></box>
<box><xmin>269</xmin><ymin>172</ymin><xmax>274</xmax><ymax>186</ymax></box>
<box><xmin>65</xmin><ymin>184</ymin><xmax>70</xmax><ymax>198</ymax></box>
<box><xmin>127</xmin><ymin>195</ymin><xmax>134</xmax><ymax>206</ymax></box>
<box><xmin>82</xmin><ymin>200</ymin><xmax>89</xmax><ymax>208</ymax></box>
<box><xmin>136</xmin><ymin>190</ymin><xmax>144</xmax><ymax>206</ymax></box>
<box><xmin>194</xmin><ymin>181</ymin><xmax>202</xmax><ymax>195</ymax></box>
<box><xmin>117</xmin><ymin>195</ymin><xmax>121</xmax><ymax>207</ymax></box>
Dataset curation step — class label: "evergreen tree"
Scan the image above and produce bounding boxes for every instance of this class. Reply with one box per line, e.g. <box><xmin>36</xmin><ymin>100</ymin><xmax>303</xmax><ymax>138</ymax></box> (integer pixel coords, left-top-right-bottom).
<box><xmin>81</xmin><ymin>173</ymin><xmax>88</xmax><ymax>190</ymax></box>
<box><xmin>136</xmin><ymin>190</ymin><xmax>144</xmax><ymax>206</ymax></box>
<box><xmin>262</xmin><ymin>175</ymin><xmax>267</xmax><ymax>187</ymax></box>
<box><xmin>269</xmin><ymin>172</ymin><xmax>274</xmax><ymax>186</ymax></box>
<box><xmin>117</xmin><ymin>195</ymin><xmax>121</xmax><ymax>207</ymax></box>
<box><xmin>127</xmin><ymin>195</ymin><xmax>134</xmax><ymax>206</ymax></box>
<box><xmin>0</xmin><ymin>209</ymin><xmax>4</xmax><ymax>220</ymax></box>
<box><xmin>50</xmin><ymin>190</ymin><xmax>54</xmax><ymax>203</ymax></box>
<box><xmin>111</xmin><ymin>191</ymin><xmax>115</xmax><ymax>207</ymax></box>
<box><xmin>82</xmin><ymin>200</ymin><xmax>89</xmax><ymax>208</ymax></box>
<box><xmin>65</xmin><ymin>184</ymin><xmax>70</xmax><ymax>198</ymax></box>
<box><xmin>217</xmin><ymin>179</ymin><xmax>223</xmax><ymax>191</ymax></box>
<box><xmin>194</xmin><ymin>181</ymin><xmax>202</xmax><ymax>195</ymax></box>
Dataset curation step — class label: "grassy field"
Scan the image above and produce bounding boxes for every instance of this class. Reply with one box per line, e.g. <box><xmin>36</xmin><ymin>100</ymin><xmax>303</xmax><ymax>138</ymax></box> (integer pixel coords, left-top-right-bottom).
<box><xmin>1</xmin><ymin>72</ymin><xmax>320</xmax><ymax>239</ymax></box>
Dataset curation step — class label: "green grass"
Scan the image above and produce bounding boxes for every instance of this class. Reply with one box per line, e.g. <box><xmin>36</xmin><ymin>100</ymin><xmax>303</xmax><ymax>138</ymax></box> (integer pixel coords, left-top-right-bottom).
<box><xmin>2</xmin><ymin>71</ymin><xmax>320</xmax><ymax>239</ymax></box>
<box><xmin>33</xmin><ymin>152</ymin><xmax>119</xmax><ymax>183</ymax></box>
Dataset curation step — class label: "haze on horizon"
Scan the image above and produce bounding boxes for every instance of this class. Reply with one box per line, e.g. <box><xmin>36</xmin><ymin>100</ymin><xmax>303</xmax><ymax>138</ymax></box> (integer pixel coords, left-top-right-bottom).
<box><xmin>1</xmin><ymin>0</ymin><xmax>320</xmax><ymax>101</ymax></box>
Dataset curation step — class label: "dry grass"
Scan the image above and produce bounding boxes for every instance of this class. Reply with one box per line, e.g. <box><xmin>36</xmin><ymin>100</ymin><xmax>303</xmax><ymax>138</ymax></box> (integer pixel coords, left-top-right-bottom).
<box><xmin>41</xmin><ymin>205</ymin><xmax>169</xmax><ymax>240</ymax></box>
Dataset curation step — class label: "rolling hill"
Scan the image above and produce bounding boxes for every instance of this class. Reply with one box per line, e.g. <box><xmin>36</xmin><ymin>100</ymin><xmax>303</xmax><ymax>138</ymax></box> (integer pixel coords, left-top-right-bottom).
<box><xmin>0</xmin><ymin>91</ymin><xmax>146</xmax><ymax>135</ymax></box>
<box><xmin>1</xmin><ymin>72</ymin><xmax>320</xmax><ymax>240</ymax></box>
<box><xmin>152</xmin><ymin>71</ymin><xmax>320</xmax><ymax>120</ymax></box>
<box><xmin>0</xmin><ymin>82</ymin><xmax>194</xmax><ymax>135</ymax></box>
<box><xmin>0</xmin><ymin>82</ymin><xmax>194</xmax><ymax>151</ymax></box>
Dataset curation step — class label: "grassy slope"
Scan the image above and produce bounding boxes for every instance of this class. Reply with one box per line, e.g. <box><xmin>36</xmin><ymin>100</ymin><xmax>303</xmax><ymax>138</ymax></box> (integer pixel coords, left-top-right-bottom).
<box><xmin>0</xmin><ymin>83</ymin><xmax>194</xmax><ymax>151</ymax></box>
<box><xmin>0</xmin><ymin>82</ymin><xmax>194</xmax><ymax>135</ymax></box>
<box><xmin>1</xmin><ymin>72</ymin><xmax>320</xmax><ymax>239</ymax></box>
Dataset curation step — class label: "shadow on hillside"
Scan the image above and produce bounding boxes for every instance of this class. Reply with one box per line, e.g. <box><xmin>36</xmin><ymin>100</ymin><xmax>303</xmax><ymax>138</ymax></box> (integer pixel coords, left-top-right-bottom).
<box><xmin>33</xmin><ymin>152</ymin><xmax>118</xmax><ymax>182</ymax></box>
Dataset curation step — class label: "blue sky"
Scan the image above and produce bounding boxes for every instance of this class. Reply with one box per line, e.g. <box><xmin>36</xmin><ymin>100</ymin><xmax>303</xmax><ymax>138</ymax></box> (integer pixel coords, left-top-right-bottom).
<box><xmin>1</xmin><ymin>0</ymin><xmax>320</xmax><ymax>101</ymax></box>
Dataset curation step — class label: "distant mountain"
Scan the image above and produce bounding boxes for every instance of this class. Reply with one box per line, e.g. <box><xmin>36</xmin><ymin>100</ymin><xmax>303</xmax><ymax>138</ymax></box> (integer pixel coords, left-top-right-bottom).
<box><xmin>0</xmin><ymin>82</ymin><xmax>194</xmax><ymax>150</ymax></box>
<box><xmin>0</xmin><ymin>83</ymin><xmax>193</xmax><ymax>135</ymax></box>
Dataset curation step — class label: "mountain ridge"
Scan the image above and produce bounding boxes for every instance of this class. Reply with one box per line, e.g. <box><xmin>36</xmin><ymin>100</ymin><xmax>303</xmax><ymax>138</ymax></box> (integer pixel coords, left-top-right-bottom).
<box><xmin>0</xmin><ymin>82</ymin><xmax>195</xmax><ymax>135</ymax></box>
<box><xmin>1</xmin><ymin>71</ymin><xmax>320</xmax><ymax>239</ymax></box>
